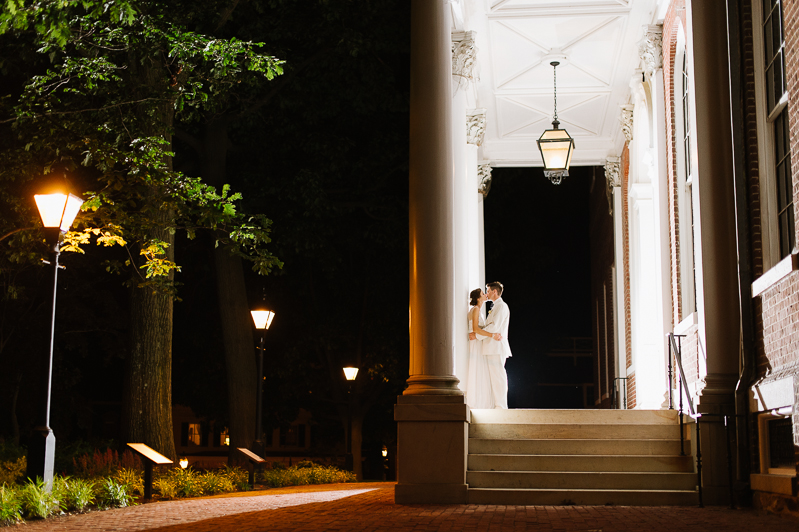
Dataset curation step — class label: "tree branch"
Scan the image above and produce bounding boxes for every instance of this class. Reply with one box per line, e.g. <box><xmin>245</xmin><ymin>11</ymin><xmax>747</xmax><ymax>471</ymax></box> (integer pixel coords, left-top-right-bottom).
<box><xmin>214</xmin><ymin>0</ymin><xmax>241</xmax><ymax>32</ymax></box>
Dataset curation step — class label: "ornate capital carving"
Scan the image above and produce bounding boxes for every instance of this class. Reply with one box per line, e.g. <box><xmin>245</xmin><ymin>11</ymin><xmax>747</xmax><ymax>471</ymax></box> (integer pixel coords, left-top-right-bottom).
<box><xmin>638</xmin><ymin>24</ymin><xmax>663</xmax><ymax>78</ymax></box>
<box><xmin>620</xmin><ymin>104</ymin><xmax>634</xmax><ymax>142</ymax></box>
<box><xmin>478</xmin><ymin>162</ymin><xmax>492</xmax><ymax>197</ymax></box>
<box><xmin>605</xmin><ymin>157</ymin><xmax>621</xmax><ymax>215</ymax></box>
<box><xmin>466</xmin><ymin>109</ymin><xmax>486</xmax><ymax>145</ymax></box>
<box><xmin>452</xmin><ymin>30</ymin><xmax>477</xmax><ymax>80</ymax></box>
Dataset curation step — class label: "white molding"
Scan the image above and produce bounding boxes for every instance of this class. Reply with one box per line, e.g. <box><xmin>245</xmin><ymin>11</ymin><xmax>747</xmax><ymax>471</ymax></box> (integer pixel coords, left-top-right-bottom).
<box><xmin>751</xmin><ymin>253</ymin><xmax>799</xmax><ymax>297</ymax></box>
<box><xmin>466</xmin><ymin>108</ymin><xmax>487</xmax><ymax>145</ymax></box>
<box><xmin>673</xmin><ymin>312</ymin><xmax>697</xmax><ymax>335</ymax></box>
<box><xmin>750</xmin><ymin>376</ymin><xmax>794</xmax><ymax>413</ymax></box>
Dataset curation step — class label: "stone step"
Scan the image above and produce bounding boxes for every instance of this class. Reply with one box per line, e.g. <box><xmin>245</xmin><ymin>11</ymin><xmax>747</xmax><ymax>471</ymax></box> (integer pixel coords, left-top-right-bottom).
<box><xmin>468</xmin><ymin>454</ymin><xmax>693</xmax><ymax>472</ymax></box>
<box><xmin>468</xmin><ymin>438</ymin><xmax>685</xmax><ymax>456</ymax></box>
<box><xmin>466</xmin><ymin>471</ymin><xmax>697</xmax><ymax>491</ymax></box>
<box><xmin>470</xmin><ymin>408</ymin><xmax>680</xmax><ymax>425</ymax></box>
<box><xmin>469</xmin><ymin>423</ymin><xmax>679</xmax><ymax>440</ymax></box>
<box><xmin>467</xmin><ymin>487</ymin><xmax>698</xmax><ymax>506</ymax></box>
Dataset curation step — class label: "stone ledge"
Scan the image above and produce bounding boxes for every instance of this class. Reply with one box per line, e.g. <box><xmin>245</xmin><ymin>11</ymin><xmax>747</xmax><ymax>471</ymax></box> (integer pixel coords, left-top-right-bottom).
<box><xmin>751</xmin><ymin>473</ymin><xmax>797</xmax><ymax>496</ymax></box>
<box><xmin>395</xmin><ymin>483</ymin><xmax>468</xmax><ymax>504</ymax></box>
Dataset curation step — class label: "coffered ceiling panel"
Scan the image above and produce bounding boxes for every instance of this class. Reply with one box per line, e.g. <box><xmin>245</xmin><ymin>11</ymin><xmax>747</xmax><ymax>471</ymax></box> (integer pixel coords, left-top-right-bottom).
<box><xmin>469</xmin><ymin>0</ymin><xmax>658</xmax><ymax>166</ymax></box>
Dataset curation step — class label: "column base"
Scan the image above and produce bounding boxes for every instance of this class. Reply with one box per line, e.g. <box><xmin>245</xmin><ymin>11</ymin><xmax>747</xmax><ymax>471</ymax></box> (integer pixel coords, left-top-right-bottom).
<box><xmin>25</xmin><ymin>426</ymin><xmax>55</xmax><ymax>487</ymax></box>
<box><xmin>404</xmin><ymin>374</ymin><xmax>463</xmax><ymax>395</ymax></box>
<box><xmin>395</xmin><ymin>395</ymin><xmax>469</xmax><ymax>504</ymax></box>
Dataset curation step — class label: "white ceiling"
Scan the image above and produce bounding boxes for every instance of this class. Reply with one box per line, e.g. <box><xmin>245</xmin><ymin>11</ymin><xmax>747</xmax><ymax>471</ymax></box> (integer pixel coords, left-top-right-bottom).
<box><xmin>465</xmin><ymin>0</ymin><xmax>660</xmax><ymax>167</ymax></box>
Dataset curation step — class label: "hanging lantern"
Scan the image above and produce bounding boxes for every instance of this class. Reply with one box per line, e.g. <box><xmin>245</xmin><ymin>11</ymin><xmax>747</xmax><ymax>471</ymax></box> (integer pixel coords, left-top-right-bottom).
<box><xmin>537</xmin><ymin>61</ymin><xmax>575</xmax><ymax>185</ymax></box>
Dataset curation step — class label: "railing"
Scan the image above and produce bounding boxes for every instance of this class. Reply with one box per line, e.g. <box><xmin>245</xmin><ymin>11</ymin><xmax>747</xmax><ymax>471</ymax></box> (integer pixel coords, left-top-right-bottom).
<box><xmin>667</xmin><ymin>333</ymin><xmax>703</xmax><ymax>507</ymax></box>
<box><xmin>611</xmin><ymin>377</ymin><xmax>628</xmax><ymax>409</ymax></box>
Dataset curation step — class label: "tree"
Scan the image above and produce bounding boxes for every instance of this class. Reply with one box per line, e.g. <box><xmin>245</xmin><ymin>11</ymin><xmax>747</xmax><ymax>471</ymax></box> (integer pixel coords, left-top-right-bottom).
<box><xmin>0</xmin><ymin>0</ymin><xmax>282</xmax><ymax>458</ymax></box>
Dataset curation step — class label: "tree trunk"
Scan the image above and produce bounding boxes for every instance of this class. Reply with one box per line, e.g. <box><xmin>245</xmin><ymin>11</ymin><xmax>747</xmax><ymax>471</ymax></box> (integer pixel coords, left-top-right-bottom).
<box><xmin>121</xmin><ymin>52</ymin><xmax>178</xmax><ymax>460</ymax></box>
<box><xmin>123</xmin><ymin>223</ymin><xmax>177</xmax><ymax>459</ymax></box>
<box><xmin>203</xmin><ymin>116</ymin><xmax>257</xmax><ymax>462</ymax></box>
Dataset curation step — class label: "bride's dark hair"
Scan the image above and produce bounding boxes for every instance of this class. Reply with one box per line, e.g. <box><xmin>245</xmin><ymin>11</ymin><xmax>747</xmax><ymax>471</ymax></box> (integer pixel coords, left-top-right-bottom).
<box><xmin>469</xmin><ymin>288</ymin><xmax>482</xmax><ymax>306</ymax></box>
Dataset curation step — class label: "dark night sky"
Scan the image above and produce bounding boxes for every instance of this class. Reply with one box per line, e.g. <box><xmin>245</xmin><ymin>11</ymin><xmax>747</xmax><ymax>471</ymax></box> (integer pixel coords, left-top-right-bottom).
<box><xmin>484</xmin><ymin>166</ymin><xmax>594</xmax><ymax>408</ymax></box>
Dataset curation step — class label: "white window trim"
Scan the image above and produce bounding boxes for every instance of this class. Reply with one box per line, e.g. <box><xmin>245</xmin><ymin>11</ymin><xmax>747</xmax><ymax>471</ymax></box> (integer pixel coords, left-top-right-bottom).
<box><xmin>752</xmin><ymin>0</ymin><xmax>783</xmax><ymax>270</ymax></box>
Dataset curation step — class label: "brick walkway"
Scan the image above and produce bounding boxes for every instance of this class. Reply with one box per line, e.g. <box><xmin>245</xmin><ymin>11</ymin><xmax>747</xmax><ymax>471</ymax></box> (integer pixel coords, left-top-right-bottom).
<box><xmin>17</xmin><ymin>482</ymin><xmax>799</xmax><ymax>531</ymax></box>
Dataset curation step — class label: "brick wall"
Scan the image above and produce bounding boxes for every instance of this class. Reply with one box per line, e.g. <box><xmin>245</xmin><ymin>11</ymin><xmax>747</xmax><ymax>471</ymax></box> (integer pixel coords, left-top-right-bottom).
<box><xmin>621</xmin><ymin>143</ymin><xmax>632</xmax><ymax>379</ymax></box>
<box><xmin>663</xmin><ymin>0</ymin><xmax>687</xmax><ymax>327</ymax></box>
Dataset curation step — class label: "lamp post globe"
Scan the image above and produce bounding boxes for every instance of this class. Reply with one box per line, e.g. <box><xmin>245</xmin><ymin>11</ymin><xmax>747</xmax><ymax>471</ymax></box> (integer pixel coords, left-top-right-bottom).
<box><xmin>250</xmin><ymin>309</ymin><xmax>275</xmax><ymax>458</ymax></box>
<box><xmin>27</xmin><ymin>190</ymin><xmax>84</xmax><ymax>491</ymax></box>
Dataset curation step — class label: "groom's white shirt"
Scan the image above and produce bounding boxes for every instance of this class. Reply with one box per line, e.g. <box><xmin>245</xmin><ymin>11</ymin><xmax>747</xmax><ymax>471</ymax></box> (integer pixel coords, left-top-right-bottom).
<box><xmin>481</xmin><ymin>297</ymin><xmax>512</xmax><ymax>361</ymax></box>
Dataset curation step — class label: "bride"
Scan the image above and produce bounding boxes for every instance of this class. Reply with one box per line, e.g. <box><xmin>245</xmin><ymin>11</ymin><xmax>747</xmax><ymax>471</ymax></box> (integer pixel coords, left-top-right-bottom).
<box><xmin>465</xmin><ymin>288</ymin><xmax>495</xmax><ymax>409</ymax></box>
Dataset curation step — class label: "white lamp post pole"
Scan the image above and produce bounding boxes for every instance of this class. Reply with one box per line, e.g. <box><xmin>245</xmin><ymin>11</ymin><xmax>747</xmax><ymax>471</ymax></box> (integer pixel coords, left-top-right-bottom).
<box><xmin>27</xmin><ymin>192</ymin><xmax>83</xmax><ymax>490</ymax></box>
<box><xmin>342</xmin><ymin>367</ymin><xmax>358</xmax><ymax>472</ymax></box>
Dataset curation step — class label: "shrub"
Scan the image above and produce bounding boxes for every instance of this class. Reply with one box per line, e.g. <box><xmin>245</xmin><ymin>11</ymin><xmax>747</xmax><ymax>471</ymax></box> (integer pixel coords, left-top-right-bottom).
<box><xmin>200</xmin><ymin>470</ymin><xmax>235</xmax><ymax>495</ymax></box>
<box><xmin>222</xmin><ymin>466</ymin><xmax>249</xmax><ymax>491</ymax></box>
<box><xmin>59</xmin><ymin>477</ymin><xmax>95</xmax><ymax>512</ymax></box>
<box><xmin>258</xmin><ymin>463</ymin><xmax>356</xmax><ymax>488</ymax></box>
<box><xmin>153</xmin><ymin>477</ymin><xmax>178</xmax><ymax>500</ymax></box>
<box><xmin>166</xmin><ymin>468</ymin><xmax>203</xmax><ymax>498</ymax></box>
<box><xmin>0</xmin><ymin>485</ymin><xmax>22</xmax><ymax>526</ymax></box>
<box><xmin>19</xmin><ymin>478</ymin><xmax>62</xmax><ymax>519</ymax></box>
<box><xmin>95</xmin><ymin>479</ymin><xmax>133</xmax><ymax>509</ymax></box>
<box><xmin>0</xmin><ymin>457</ymin><xmax>26</xmax><ymax>486</ymax></box>
<box><xmin>73</xmin><ymin>449</ymin><xmax>142</xmax><ymax>479</ymax></box>
<box><xmin>113</xmin><ymin>468</ymin><xmax>143</xmax><ymax>496</ymax></box>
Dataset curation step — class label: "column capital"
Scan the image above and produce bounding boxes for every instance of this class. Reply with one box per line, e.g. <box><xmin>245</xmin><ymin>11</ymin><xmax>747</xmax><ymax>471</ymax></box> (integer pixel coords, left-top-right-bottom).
<box><xmin>620</xmin><ymin>104</ymin><xmax>634</xmax><ymax>142</ymax></box>
<box><xmin>638</xmin><ymin>24</ymin><xmax>663</xmax><ymax>78</ymax></box>
<box><xmin>605</xmin><ymin>156</ymin><xmax>621</xmax><ymax>215</ymax></box>
<box><xmin>466</xmin><ymin>108</ymin><xmax>486</xmax><ymax>145</ymax></box>
<box><xmin>478</xmin><ymin>162</ymin><xmax>492</xmax><ymax>197</ymax></box>
<box><xmin>452</xmin><ymin>30</ymin><xmax>477</xmax><ymax>80</ymax></box>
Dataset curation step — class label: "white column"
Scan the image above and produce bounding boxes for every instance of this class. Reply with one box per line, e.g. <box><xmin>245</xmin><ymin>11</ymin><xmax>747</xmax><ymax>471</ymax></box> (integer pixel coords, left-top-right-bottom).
<box><xmin>406</xmin><ymin>0</ymin><xmax>460</xmax><ymax>395</ymax></box>
<box><xmin>396</xmin><ymin>0</ymin><xmax>469</xmax><ymax>505</ymax></box>
<box><xmin>451</xmin><ymin>71</ymin><xmax>469</xmax><ymax>392</ymax></box>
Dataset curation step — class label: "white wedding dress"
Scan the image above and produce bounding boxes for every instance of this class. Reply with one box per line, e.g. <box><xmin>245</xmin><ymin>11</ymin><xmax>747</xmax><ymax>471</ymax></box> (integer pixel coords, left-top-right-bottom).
<box><xmin>465</xmin><ymin>307</ymin><xmax>495</xmax><ymax>409</ymax></box>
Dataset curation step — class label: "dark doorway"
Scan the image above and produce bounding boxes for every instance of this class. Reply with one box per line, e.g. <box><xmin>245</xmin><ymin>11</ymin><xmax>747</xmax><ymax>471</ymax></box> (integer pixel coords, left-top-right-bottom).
<box><xmin>484</xmin><ymin>166</ymin><xmax>595</xmax><ymax>409</ymax></box>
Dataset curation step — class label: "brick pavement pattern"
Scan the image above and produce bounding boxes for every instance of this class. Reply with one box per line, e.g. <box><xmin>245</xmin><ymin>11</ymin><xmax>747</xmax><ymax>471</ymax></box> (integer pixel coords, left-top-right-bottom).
<box><xmin>17</xmin><ymin>483</ymin><xmax>799</xmax><ymax>531</ymax></box>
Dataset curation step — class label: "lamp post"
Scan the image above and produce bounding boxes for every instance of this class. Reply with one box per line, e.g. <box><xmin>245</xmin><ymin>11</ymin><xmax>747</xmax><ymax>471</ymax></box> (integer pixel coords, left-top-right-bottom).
<box><xmin>537</xmin><ymin>61</ymin><xmax>575</xmax><ymax>185</ymax></box>
<box><xmin>342</xmin><ymin>367</ymin><xmax>358</xmax><ymax>472</ymax></box>
<box><xmin>26</xmin><ymin>191</ymin><xmax>83</xmax><ymax>489</ymax></box>
<box><xmin>250</xmin><ymin>309</ymin><xmax>275</xmax><ymax>457</ymax></box>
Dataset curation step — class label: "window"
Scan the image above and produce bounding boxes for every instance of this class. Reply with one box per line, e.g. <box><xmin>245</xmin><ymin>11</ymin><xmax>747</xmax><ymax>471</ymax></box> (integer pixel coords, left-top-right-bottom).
<box><xmin>755</xmin><ymin>0</ymin><xmax>795</xmax><ymax>266</ymax></box>
<box><xmin>187</xmin><ymin>423</ymin><xmax>202</xmax><ymax>446</ymax></box>
<box><xmin>674</xmin><ymin>29</ymin><xmax>696</xmax><ymax>320</ymax></box>
<box><xmin>758</xmin><ymin>411</ymin><xmax>794</xmax><ymax>474</ymax></box>
<box><xmin>220</xmin><ymin>427</ymin><xmax>229</xmax><ymax>446</ymax></box>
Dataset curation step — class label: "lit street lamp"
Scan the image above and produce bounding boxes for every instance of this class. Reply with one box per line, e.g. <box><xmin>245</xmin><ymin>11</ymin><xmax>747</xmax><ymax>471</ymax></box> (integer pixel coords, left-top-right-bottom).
<box><xmin>26</xmin><ymin>191</ymin><xmax>84</xmax><ymax>489</ymax></box>
<box><xmin>537</xmin><ymin>61</ymin><xmax>575</xmax><ymax>185</ymax></box>
<box><xmin>250</xmin><ymin>309</ymin><xmax>275</xmax><ymax>457</ymax></box>
<box><xmin>342</xmin><ymin>366</ymin><xmax>358</xmax><ymax>472</ymax></box>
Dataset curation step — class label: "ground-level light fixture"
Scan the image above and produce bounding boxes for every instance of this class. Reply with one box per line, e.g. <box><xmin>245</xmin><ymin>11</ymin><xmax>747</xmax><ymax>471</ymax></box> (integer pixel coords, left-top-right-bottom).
<box><xmin>382</xmin><ymin>446</ymin><xmax>388</xmax><ymax>458</ymax></box>
<box><xmin>26</xmin><ymin>188</ymin><xmax>84</xmax><ymax>492</ymax></box>
<box><xmin>537</xmin><ymin>61</ymin><xmax>575</xmax><ymax>185</ymax></box>
<box><xmin>343</xmin><ymin>367</ymin><xmax>359</xmax><ymax>381</ymax></box>
<box><xmin>179</xmin><ymin>457</ymin><xmax>189</xmax><ymax>469</ymax></box>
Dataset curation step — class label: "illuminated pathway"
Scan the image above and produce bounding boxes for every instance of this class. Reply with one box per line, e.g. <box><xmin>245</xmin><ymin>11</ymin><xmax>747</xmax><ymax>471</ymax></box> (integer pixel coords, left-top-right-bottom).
<box><xmin>19</xmin><ymin>482</ymin><xmax>799</xmax><ymax>531</ymax></box>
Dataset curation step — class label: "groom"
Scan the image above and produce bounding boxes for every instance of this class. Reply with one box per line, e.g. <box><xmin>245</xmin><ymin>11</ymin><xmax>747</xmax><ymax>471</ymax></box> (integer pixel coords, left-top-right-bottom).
<box><xmin>479</xmin><ymin>281</ymin><xmax>512</xmax><ymax>409</ymax></box>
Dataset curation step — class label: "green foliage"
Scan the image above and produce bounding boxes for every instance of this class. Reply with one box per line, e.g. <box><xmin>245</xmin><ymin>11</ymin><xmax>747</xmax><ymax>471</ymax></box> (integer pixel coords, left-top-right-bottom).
<box><xmin>222</xmin><ymin>465</ymin><xmax>249</xmax><ymax>492</ymax></box>
<box><xmin>0</xmin><ymin>0</ymin><xmax>284</xmax><ymax>296</ymax></box>
<box><xmin>153</xmin><ymin>476</ymin><xmax>178</xmax><ymax>500</ymax></box>
<box><xmin>0</xmin><ymin>485</ymin><xmax>22</xmax><ymax>526</ymax></box>
<box><xmin>163</xmin><ymin>467</ymin><xmax>203</xmax><ymax>498</ymax></box>
<box><xmin>18</xmin><ymin>478</ymin><xmax>62</xmax><ymax>519</ymax></box>
<box><xmin>0</xmin><ymin>457</ymin><xmax>26</xmax><ymax>486</ymax></box>
<box><xmin>112</xmin><ymin>468</ymin><xmax>143</xmax><ymax>497</ymax></box>
<box><xmin>198</xmin><ymin>470</ymin><xmax>234</xmax><ymax>495</ymax></box>
<box><xmin>258</xmin><ymin>462</ymin><xmax>356</xmax><ymax>488</ymax></box>
<box><xmin>59</xmin><ymin>477</ymin><xmax>95</xmax><ymax>512</ymax></box>
<box><xmin>95</xmin><ymin>478</ymin><xmax>133</xmax><ymax>509</ymax></box>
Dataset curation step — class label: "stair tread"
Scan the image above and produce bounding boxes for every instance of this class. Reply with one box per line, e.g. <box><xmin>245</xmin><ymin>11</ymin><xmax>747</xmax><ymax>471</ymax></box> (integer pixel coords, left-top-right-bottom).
<box><xmin>468</xmin><ymin>487</ymin><xmax>697</xmax><ymax>493</ymax></box>
<box><xmin>469</xmin><ymin>470</ymin><xmax>695</xmax><ymax>475</ymax></box>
